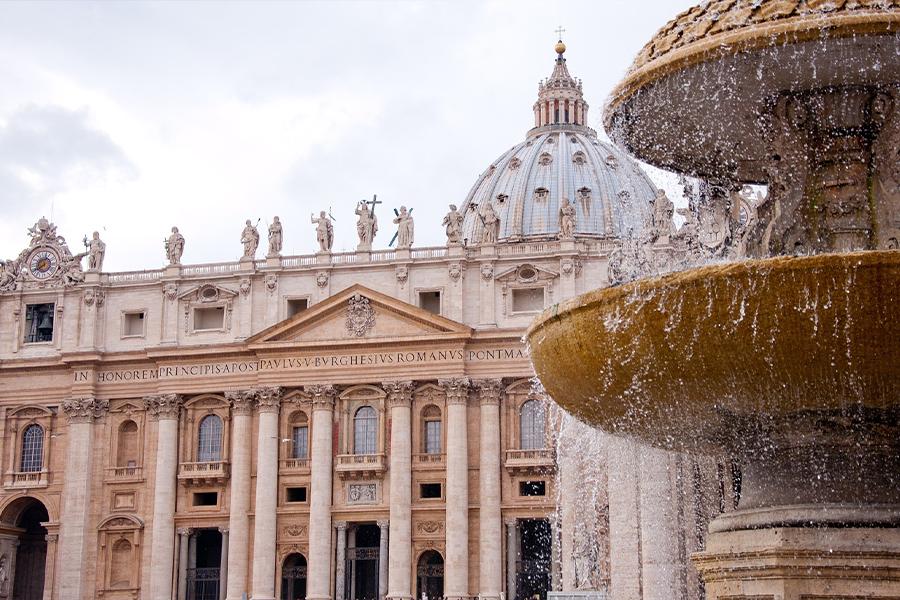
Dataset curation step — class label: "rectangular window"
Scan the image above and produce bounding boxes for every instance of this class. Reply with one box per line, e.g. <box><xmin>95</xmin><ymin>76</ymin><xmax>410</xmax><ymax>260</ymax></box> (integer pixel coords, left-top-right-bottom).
<box><xmin>512</xmin><ymin>288</ymin><xmax>545</xmax><ymax>313</ymax></box>
<box><xmin>420</xmin><ymin>483</ymin><xmax>442</xmax><ymax>499</ymax></box>
<box><xmin>418</xmin><ymin>291</ymin><xmax>441</xmax><ymax>315</ymax></box>
<box><xmin>192</xmin><ymin>491</ymin><xmax>218</xmax><ymax>506</ymax></box>
<box><xmin>424</xmin><ymin>420</ymin><xmax>441</xmax><ymax>454</ymax></box>
<box><xmin>122</xmin><ymin>311</ymin><xmax>145</xmax><ymax>337</ymax></box>
<box><xmin>193</xmin><ymin>306</ymin><xmax>224</xmax><ymax>331</ymax></box>
<box><xmin>291</xmin><ymin>426</ymin><xmax>308</xmax><ymax>459</ymax></box>
<box><xmin>24</xmin><ymin>303</ymin><xmax>54</xmax><ymax>343</ymax></box>
<box><xmin>286</xmin><ymin>487</ymin><xmax>308</xmax><ymax>503</ymax></box>
<box><xmin>287</xmin><ymin>298</ymin><xmax>309</xmax><ymax>318</ymax></box>
<box><xmin>519</xmin><ymin>480</ymin><xmax>547</xmax><ymax>497</ymax></box>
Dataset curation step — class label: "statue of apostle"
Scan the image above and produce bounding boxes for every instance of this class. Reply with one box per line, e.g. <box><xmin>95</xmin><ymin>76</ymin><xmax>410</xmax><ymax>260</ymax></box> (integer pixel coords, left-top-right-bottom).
<box><xmin>652</xmin><ymin>189</ymin><xmax>675</xmax><ymax>245</ymax></box>
<box><xmin>268</xmin><ymin>216</ymin><xmax>283</xmax><ymax>256</ymax></box>
<box><xmin>241</xmin><ymin>219</ymin><xmax>260</xmax><ymax>259</ymax></box>
<box><xmin>311</xmin><ymin>211</ymin><xmax>334</xmax><ymax>252</ymax></box>
<box><xmin>355</xmin><ymin>200</ymin><xmax>378</xmax><ymax>249</ymax></box>
<box><xmin>393</xmin><ymin>206</ymin><xmax>414</xmax><ymax>248</ymax></box>
<box><xmin>83</xmin><ymin>231</ymin><xmax>106</xmax><ymax>270</ymax></box>
<box><xmin>558</xmin><ymin>197</ymin><xmax>576</xmax><ymax>240</ymax></box>
<box><xmin>165</xmin><ymin>226</ymin><xmax>185</xmax><ymax>265</ymax></box>
<box><xmin>480</xmin><ymin>201</ymin><xmax>500</xmax><ymax>245</ymax></box>
<box><xmin>442</xmin><ymin>204</ymin><xmax>463</xmax><ymax>245</ymax></box>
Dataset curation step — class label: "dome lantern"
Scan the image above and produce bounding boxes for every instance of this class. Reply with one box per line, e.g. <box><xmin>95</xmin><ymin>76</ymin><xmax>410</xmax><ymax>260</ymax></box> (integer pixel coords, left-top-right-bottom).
<box><xmin>533</xmin><ymin>37</ymin><xmax>587</xmax><ymax>128</ymax></box>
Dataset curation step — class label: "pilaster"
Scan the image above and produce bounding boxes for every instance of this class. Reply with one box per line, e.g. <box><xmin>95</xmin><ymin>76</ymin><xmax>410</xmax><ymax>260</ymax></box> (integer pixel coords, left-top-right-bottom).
<box><xmin>56</xmin><ymin>397</ymin><xmax>108</xmax><ymax>599</ymax></box>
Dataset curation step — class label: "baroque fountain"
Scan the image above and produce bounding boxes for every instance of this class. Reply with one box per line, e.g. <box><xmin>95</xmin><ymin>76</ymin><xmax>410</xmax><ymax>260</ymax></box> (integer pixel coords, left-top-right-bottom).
<box><xmin>529</xmin><ymin>2</ymin><xmax>900</xmax><ymax>599</ymax></box>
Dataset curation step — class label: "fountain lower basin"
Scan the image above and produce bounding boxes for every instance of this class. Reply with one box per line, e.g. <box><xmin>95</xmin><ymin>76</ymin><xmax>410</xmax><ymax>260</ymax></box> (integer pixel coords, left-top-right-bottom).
<box><xmin>527</xmin><ymin>251</ymin><xmax>900</xmax><ymax>527</ymax></box>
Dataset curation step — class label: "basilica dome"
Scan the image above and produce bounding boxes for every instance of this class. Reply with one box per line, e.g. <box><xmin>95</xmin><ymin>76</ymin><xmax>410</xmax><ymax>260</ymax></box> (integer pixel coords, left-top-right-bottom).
<box><xmin>460</xmin><ymin>42</ymin><xmax>657</xmax><ymax>244</ymax></box>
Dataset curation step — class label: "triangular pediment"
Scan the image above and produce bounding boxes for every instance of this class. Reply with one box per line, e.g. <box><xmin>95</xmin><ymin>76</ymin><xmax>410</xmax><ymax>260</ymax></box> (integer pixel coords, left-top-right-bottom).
<box><xmin>248</xmin><ymin>284</ymin><xmax>471</xmax><ymax>346</ymax></box>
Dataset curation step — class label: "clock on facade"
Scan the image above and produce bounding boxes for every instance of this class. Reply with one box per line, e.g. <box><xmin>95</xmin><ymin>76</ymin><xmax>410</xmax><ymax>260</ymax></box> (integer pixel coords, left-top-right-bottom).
<box><xmin>28</xmin><ymin>248</ymin><xmax>60</xmax><ymax>280</ymax></box>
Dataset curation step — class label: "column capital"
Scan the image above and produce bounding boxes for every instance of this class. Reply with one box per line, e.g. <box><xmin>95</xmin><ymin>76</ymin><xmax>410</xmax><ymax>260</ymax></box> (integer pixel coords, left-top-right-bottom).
<box><xmin>439</xmin><ymin>377</ymin><xmax>470</xmax><ymax>405</ymax></box>
<box><xmin>305</xmin><ymin>384</ymin><xmax>336</xmax><ymax>410</ymax></box>
<box><xmin>176</xmin><ymin>527</ymin><xmax>192</xmax><ymax>536</ymax></box>
<box><xmin>225</xmin><ymin>389</ymin><xmax>256</xmax><ymax>415</ymax></box>
<box><xmin>376</xmin><ymin>519</ymin><xmax>389</xmax><ymax>530</ymax></box>
<box><xmin>382</xmin><ymin>381</ymin><xmax>414</xmax><ymax>408</ymax></box>
<box><xmin>255</xmin><ymin>386</ymin><xmax>282</xmax><ymax>413</ymax></box>
<box><xmin>219</xmin><ymin>527</ymin><xmax>229</xmax><ymax>535</ymax></box>
<box><xmin>473</xmin><ymin>379</ymin><xmax>503</xmax><ymax>405</ymax></box>
<box><xmin>504</xmin><ymin>517</ymin><xmax>518</xmax><ymax>528</ymax></box>
<box><xmin>144</xmin><ymin>393</ymin><xmax>183</xmax><ymax>420</ymax></box>
<box><xmin>334</xmin><ymin>520</ymin><xmax>348</xmax><ymax>531</ymax></box>
<box><xmin>61</xmin><ymin>397</ymin><xmax>109</xmax><ymax>423</ymax></box>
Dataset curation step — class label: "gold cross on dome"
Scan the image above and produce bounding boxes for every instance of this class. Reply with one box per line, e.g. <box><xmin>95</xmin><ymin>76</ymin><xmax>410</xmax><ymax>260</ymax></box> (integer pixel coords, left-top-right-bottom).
<box><xmin>555</xmin><ymin>26</ymin><xmax>566</xmax><ymax>40</ymax></box>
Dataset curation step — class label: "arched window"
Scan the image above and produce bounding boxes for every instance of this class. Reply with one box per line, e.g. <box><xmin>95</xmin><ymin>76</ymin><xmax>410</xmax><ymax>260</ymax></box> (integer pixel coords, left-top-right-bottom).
<box><xmin>20</xmin><ymin>424</ymin><xmax>43</xmax><ymax>472</ymax></box>
<box><xmin>197</xmin><ymin>415</ymin><xmax>223</xmax><ymax>462</ymax></box>
<box><xmin>519</xmin><ymin>399</ymin><xmax>546</xmax><ymax>450</ymax></box>
<box><xmin>109</xmin><ymin>538</ymin><xmax>132</xmax><ymax>588</ymax></box>
<box><xmin>116</xmin><ymin>420</ymin><xmax>139</xmax><ymax>468</ymax></box>
<box><xmin>422</xmin><ymin>405</ymin><xmax>442</xmax><ymax>455</ymax></box>
<box><xmin>291</xmin><ymin>412</ymin><xmax>309</xmax><ymax>460</ymax></box>
<box><xmin>353</xmin><ymin>406</ymin><xmax>377</xmax><ymax>455</ymax></box>
<box><xmin>281</xmin><ymin>553</ymin><xmax>307</xmax><ymax>600</ymax></box>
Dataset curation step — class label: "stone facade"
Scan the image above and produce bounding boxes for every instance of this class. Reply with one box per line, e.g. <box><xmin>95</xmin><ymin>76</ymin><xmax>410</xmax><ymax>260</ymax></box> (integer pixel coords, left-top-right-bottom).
<box><xmin>0</xmin><ymin>42</ymin><xmax>725</xmax><ymax>600</ymax></box>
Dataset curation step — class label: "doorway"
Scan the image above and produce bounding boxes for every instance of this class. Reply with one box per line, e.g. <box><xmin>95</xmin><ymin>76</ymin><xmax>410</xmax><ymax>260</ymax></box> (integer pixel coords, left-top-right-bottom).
<box><xmin>186</xmin><ymin>529</ymin><xmax>222</xmax><ymax>600</ymax></box>
<box><xmin>516</xmin><ymin>519</ymin><xmax>551</xmax><ymax>600</ymax></box>
<box><xmin>415</xmin><ymin>550</ymin><xmax>444</xmax><ymax>600</ymax></box>
<box><xmin>281</xmin><ymin>553</ymin><xmax>307</xmax><ymax>600</ymax></box>
<box><xmin>345</xmin><ymin>524</ymin><xmax>380</xmax><ymax>600</ymax></box>
<box><xmin>0</xmin><ymin>497</ymin><xmax>49</xmax><ymax>600</ymax></box>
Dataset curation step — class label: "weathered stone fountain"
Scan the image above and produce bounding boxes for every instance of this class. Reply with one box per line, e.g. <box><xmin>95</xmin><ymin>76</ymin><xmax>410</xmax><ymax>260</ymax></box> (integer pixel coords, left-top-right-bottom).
<box><xmin>528</xmin><ymin>3</ymin><xmax>900</xmax><ymax>598</ymax></box>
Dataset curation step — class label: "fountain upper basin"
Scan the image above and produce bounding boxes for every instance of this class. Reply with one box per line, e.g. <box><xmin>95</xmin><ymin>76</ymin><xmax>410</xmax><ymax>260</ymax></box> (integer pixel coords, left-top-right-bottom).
<box><xmin>526</xmin><ymin>251</ymin><xmax>900</xmax><ymax>455</ymax></box>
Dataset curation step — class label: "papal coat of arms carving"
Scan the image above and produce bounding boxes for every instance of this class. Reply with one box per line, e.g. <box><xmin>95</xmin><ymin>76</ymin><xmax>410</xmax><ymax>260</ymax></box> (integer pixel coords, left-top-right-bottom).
<box><xmin>345</xmin><ymin>293</ymin><xmax>375</xmax><ymax>337</ymax></box>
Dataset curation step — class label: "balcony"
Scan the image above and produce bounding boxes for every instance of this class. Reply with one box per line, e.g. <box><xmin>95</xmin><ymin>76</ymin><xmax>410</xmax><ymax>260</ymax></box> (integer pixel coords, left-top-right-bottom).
<box><xmin>4</xmin><ymin>470</ymin><xmax>48</xmax><ymax>489</ymax></box>
<box><xmin>106</xmin><ymin>465</ymin><xmax>143</xmax><ymax>482</ymax></box>
<box><xmin>280</xmin><ymin>457</ymin><xmax>311</xmax><ymax>474</ymax></box>
<box><xmin>178</xmin><ymin>461</ymin><xmax>229</xmax><ymax>485</ymax></box>
<box><xmin>412</xmin><ymin>453</ymin><xmax>445</xmax><ymax>470</ymax></box>
<box><xmin>335</xmin><ymin>453</ymin><xmax>386</xmax><ymax>480</ymax></box>
<box><xmin>504</xmin><ymin>448</ymin><xmax>556</xmax><ymax>475</ymax></box>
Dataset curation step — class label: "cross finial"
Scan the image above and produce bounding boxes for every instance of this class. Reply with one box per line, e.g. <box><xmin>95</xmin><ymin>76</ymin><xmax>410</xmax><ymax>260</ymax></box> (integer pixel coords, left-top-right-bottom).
<box><xmin>555</xmin><ymin>26</ymin><xmax>566</xmax><ymax>40</ymax></box>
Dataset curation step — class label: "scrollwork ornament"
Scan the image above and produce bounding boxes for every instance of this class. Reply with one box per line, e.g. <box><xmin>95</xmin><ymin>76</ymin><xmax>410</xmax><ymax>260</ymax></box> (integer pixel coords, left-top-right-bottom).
<box><xmin>382</xmin><ymin>381</ymin><xmax>414</xmax><ymax>408</ymax></box>
<box><xmin>144</xmin><ymin>393</ymin><xmax>183</xmax><ymax>420</ymax></box>
<box><xmin>163</xmin><ymin>283</ymin><xmax>178</xmax><ymax>302</ymax></box>
<box><xmin>226</xmin><ymin>389</ymin><xmax>255</xmax><ymax>415</ymax></box>
<box><xmin>473</xmin><ymin>378</ymin><xmax>503</xmax><ymax>405</ymax></box>
<box><xmin>304</xmin><ymin>384</ymin><xmax>336</xmax><ymax>410</ymax></box>
<box><xmin>345</xmin><ymin>293</ymin><xmax>375</xmax><ymax>337</ymax></box>
<box><xmin>255</xmin><ymin>386</ymin><xmax>282</xmax><ymax>413</ymax></box>
<box><xmin>62</xmin><ymin>397</ymin><xmax>109</xmax><ymax>423</ymax></box>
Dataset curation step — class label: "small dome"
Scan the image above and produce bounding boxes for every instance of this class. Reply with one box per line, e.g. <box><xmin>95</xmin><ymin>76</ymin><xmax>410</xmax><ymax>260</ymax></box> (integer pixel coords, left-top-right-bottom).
<box><xmin>460</xmin><ymin>129</ymin><xmax>656</xmax><ymax>243</ymax></box>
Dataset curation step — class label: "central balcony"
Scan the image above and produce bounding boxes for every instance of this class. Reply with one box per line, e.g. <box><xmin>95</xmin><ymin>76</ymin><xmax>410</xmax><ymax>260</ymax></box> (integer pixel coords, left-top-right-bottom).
<box><xmin>106</xmin><ymin>465</ymin><xmax>144</xmax><ymax>482</ymax></box>
<box><xmin>178</xmin><ymin>461</ymin><xmax>229</xmax><ymax>485</ymax></box>
<box><xmin>504</xmin><ymin>448</ymin><xmax>556</xmax><ymax>475</ymax></box>
<box><xmin>280</xmin><ymin>457</ymin><xmax>311</xmax><ymax>474</ymax></box>
<box><xmin>413</xmin><ymin>453</ymin><xmax>445</xmax><ymax>470</ymax></box>
<box><xmin>335</xmin><ymin>453</ymin><xmax>386</xmax><ymax>480</ymax></box>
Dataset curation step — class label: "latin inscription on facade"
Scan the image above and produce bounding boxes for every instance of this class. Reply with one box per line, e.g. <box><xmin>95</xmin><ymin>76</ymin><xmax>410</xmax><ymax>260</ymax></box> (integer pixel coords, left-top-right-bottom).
<box><xmin>75</xmin><ymin>347</ymin><xmax>528</xmax><ymax>384</ymax></box>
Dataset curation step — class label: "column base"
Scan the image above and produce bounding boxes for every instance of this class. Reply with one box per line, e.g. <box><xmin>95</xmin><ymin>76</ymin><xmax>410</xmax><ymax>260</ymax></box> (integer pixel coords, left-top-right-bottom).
<box><xmin>693</xmin><ymin>526</ymin><xmax>900</xmax><ymax>600</ymax></box>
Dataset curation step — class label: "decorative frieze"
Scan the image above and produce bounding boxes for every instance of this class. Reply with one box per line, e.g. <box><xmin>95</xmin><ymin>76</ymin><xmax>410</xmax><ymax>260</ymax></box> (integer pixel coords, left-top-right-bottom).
<box><xmin>144</xmin><ymin>393</ymin><xmax>183</xmax><ymax>421</ymax></box>
<box><xmin>61</xmin><ymin>397</ymin><xmax>109</xmax><ymax>423</ymax></box>
<box><xmin>416</xmin><ymin>520</ymin><xmax>443</xmax><ymax>535</ymax></box>
<box><xmin>347</xmin><ymin>483</ymin><xmax>377</xmax><ymax>505</ymax></box>
<box><xmin>304</xmin><ymin>384</ymin><xmax>336</xmax><ymax>410</ymax></box>
<box><xmin>282</xmin><ymin>523</ymin><xmax>307</xmax><ymax>538</ymax></box>
<box><xmin>473</xmin><ymin>379</ymin><xmax>503</xmax><ymax>405</ymax></box>
<box><xmin>439</xmin><ymin>377</ymin><xmax>470</xmax><ymax>405</ymax></box>
<box><xmin>382</xmin><ymin>381</ymin><xmax>414</xmax><ymax>408</ymax></box>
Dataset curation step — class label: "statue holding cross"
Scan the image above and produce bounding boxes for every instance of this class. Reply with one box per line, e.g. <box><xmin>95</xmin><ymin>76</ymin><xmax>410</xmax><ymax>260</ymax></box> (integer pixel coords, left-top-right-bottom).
<box><xmin>355</xmin><ymin>195</ymin><xmax>381</xmax><ymax>250</ymax></box>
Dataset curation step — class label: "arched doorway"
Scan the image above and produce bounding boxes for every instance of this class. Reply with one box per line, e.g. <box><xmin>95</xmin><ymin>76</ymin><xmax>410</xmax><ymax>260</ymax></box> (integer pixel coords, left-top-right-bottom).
<box><xmin>415</xmin><ymin>550</ymin><xmax>443</xmax><ymax>600</ymax></box>
<box><xmin>280</xmin><ymin>553</ymin><xmax>307</xmax><ymax>600</ymax></box>
<box><xmin>0</xmin><ymin>497</ymin><xmax>49</xmax><ymax>600</ymax></box>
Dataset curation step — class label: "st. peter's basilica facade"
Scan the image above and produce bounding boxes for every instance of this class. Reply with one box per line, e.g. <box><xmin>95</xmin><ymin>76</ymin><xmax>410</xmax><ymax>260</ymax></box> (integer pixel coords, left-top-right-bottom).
<box><xmin>0</xmin><ymin>42</ymin><xmax>726</xmax><ymax>600</ymax></box>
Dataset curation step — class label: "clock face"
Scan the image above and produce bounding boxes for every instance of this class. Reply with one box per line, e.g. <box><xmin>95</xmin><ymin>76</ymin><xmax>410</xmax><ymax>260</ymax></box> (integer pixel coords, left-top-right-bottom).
<box><xmin>28</xmin><ymin>249</ymin><xmax>59</xmax><ymax>280</ymax></box>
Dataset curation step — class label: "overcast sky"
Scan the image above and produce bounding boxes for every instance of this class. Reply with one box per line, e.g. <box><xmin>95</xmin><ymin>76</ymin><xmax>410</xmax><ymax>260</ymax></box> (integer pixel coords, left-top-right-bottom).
<box><xmin>0</xmin><ymin>0</ymin><xmax>694</xmax><ymax>271</ymax></box>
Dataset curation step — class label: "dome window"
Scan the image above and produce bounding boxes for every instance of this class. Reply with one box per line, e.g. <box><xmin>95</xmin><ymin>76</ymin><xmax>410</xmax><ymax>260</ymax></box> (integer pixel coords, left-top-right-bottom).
<box><xmin>509</xmin><ymin>157</ymin><xmax>521</xmax><ymax>170</ymax></box>
<box><xmin>572</xmin><ymin>151</ymin><xmax>587</xmax><ymax>165</ymax></box>
<box><xmin>605</xmin><ymin>154</ymin><xmax>619</xmax><ymax>169</ymax></box>
<box><xmin>496</xmin><ymin>194</ymin><xmax>508</xmax><ymax>205</ymax></box>
<box><xmin>538</xmin><ymin>153</ymin><xmax>553</xmax><ymax>166</ymax></box>
<box><xmin>534</xmin><ymin>188</ymin><xmax>550</xmax><ymax>202</ymax></box>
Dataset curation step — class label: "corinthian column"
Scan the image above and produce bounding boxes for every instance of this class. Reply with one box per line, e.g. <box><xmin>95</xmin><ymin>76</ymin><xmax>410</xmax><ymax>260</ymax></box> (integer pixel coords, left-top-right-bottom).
<box><xmin>474</xmin><ymin>379</ymin><xmax>503</xmax><ymax>600</ymax></box>
<box><xmin>440</xmin><ymin>377</ymin><xmax>470</xmax><ymax>600</ymax></box>
<box><xmin>57</xmin><ymin>397</ymin><xmax>108</xmax><ymax>599</ymax></box>
<box><xmin>306</xmin><ymin>385</ymin><xmax>336</xmax><ymax>600</ymax></box>
<box><xmin>383</xmin><ymin>381</ymin><xmax>414</xmax><ymax>600</ymax></box>
<box><xmin>251</xmin><ymin>387</ymin><xmax>282</xmax><ymax>600</ymax></box>
<box><xmin>226</xmin><ymin>390</ymin><xmax>255</xmax><ymax>600</ymax></box>
<box><xmin>145</xmin><ymin>393</ymin><xmax>183</xmax><ymax>600</ymax></box>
